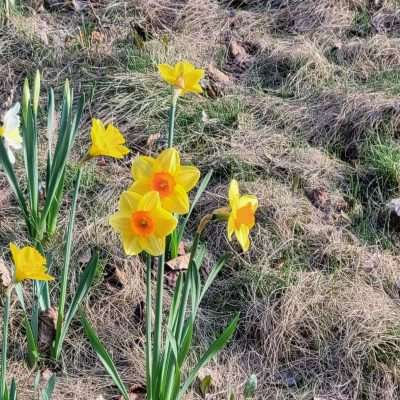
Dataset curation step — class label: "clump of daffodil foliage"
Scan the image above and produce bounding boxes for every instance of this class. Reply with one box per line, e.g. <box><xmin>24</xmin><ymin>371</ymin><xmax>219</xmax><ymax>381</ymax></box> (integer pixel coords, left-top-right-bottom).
<box><xmin>0</xmin><ymin>62</ymin><xmax>258</xmax><ymax>400</ymax></box>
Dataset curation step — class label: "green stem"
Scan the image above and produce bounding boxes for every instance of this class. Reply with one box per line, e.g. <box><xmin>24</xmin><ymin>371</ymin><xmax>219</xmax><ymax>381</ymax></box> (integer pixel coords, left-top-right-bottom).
<box><xmin>53</xmin><ymin>167</ymin><xmax>82</xmax><ymax>360</ymax></box>
<box><xmin>145</xmin><ymin>254</ymin><xmax>153</xmax><ymax>400</ymax></box>
<box><xmin>167</xmin><ymin>92</ymin><xmax>178</xmax><ymax>148</ymax></box>
<box><xmin>1</xmin><ymin>288</ymin><xmax>12</xmax><ymax>398</ymax></box>
<box><xmin>152</xmin><ymin>254</ymin><xmax>165</xmax><ymax>395</ymax></box>
<box><xmin>164</xmin><ymin>233</ymin><xmax>200</xmax><ymax>400</ymax></box>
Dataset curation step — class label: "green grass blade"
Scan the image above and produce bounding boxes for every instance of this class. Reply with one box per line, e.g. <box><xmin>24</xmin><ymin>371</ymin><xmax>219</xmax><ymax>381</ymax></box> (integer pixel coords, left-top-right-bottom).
<box><xmin>46</xmin><ymin>87</ymin><xmax>55</xmax><ymax>173</ymax></box>
<box><xmin>1</xmin><ymin>290</ymin><xmax>10</xmax><ymax>399</ymax></box>
<box><xmin>176</xmin><ymin>170</ymin><xmax>213</xmax><ymax>246</ymax></box>
<box><xmin>0</xmin><ymin>139</ymin><xmax>31</xmax><ymax>230</ymax></box>
<box><xmin>198</xmin><ymin>255</ymin><xmax>227</xmax><ymax>305</ymax></box>
<box><xmin>8</xmin><ymin>379</ymin><xmax>16</xmax><ymax>400</ymax></box>
<box><xmin>80</xmin><ymin>312</ymin><xmax>129</xmax><ymax>400</ymax></box>
<box><xmin>42</xmin><ymin>93</ymin><xmax>84</xmax><ymax>226</ymax></box>
<box><xmin>40</xmin><ymin>374</ymin><xmax>56</xmax><ymax>400</ymax></box>
<box><xmin>22</xmin><ymin>79</ymin><xmax>39</xmax><ymax>221</ymax></box>
<box><xmin>33</xmin><ymin>70</ymin><xmax>41</xmax><ymax>117</ymax></box>
<box><xmin>53</xmin><ymin>168</ymin><xmax>82</xmax><ymax>359</ymax></box>
<box><xmin>24</xmin><ymin>315</ymin><xmax>40</xmax><ymax>368</ymax></box>
<box><xmin>54</xmin><ymin>251</ymin><xmax>98</xmax><ymax>360</ymax></box>
<box><xmin>178</xmin><ymin>314</ymin><xmax>239</xmax><ymax>398</ymax></box>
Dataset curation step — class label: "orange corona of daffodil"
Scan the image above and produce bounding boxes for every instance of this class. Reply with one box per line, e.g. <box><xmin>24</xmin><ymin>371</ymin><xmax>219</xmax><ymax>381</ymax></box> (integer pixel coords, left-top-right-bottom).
<box><xmin>10</xmin><ymin>243</ymin><xmax>54</xmax><ymax>283</ymax></box>
<box><xmin>158</xmin><ymin>61</ymin><xmax>204</xmax><ymax>95</ymax></box>
<box><xmin>88</xmin><ymin>118</ymin><xmax>130</xmax><ymax>159</ymax></box>
<box><xmin>129</xmin><ymin>148</ymin><xmax>200</xmax><ymax>215</ymax></box>
<box><xmin>109</xmin><ymin>190</ymin><xmax>177</xmax><ymax>256</ymax></box>
<box><xmin>227</xmin><ymin>180</ymin><xmax>258</xmax><ymax>252</ymax></box>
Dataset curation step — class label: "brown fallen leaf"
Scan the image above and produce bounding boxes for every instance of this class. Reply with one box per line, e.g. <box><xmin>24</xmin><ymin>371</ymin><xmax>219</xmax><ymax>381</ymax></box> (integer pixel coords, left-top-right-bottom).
<box><xmin>0</xmin><ymin>258</ymin><xmax>11</xmax><ymax>289</ymax></box>
<box><xmin>39</xmin><ymin>307</ymin><xmax>58</xmax><ymax>353</ymax></box>
<box><xmin>166</xmin><ymin>254</ymin><xmax>190</xmax><ymax>271</ymax></box>
<box><xmin>177</xmin><ymin>241</ymin><xmax>186</xmax><ymax>256</ymax></box>
<box><xmin>205</xmin><ymin>64</ymin><xmax>232</xmax><ymax>97</ymax></box>
<box><xmin>105</xmin><ymin>264</ymin><xmax>125</xmax><ymax>290</ymax></box>
<box><xmin>118</xmin><ymin>385</ymin><xmax>146</xmax><ymax>400</ymax></box>
<box><xmin>229</xmin><ymin>39</ymin><xmax>250</xmax><ymax>65</ymax></box>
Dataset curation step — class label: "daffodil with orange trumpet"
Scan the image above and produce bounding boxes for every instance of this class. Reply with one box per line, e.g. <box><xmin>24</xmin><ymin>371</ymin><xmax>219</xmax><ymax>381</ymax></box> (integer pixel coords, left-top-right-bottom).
<box><xmin>129</xmin><ymin>148</ymin><xmax>200</xmax><ymax>215</ymax></box>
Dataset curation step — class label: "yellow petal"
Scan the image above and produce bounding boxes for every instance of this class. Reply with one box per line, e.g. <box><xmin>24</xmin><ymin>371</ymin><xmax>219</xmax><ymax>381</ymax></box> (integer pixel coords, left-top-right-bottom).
<box><xmin>175</xmin><ymin>165</ymin><xmax>200</xmax><ymax>192</ymax></box>
<box><xmin>227</xmin><ymin>215</ymin><xmax>235</xmax><ymax>240</ymax></box>
<box><xmin>109</xmin><ymin>213</ymin><xmax>132</xmax><ymax>235</ymax></box>
<box><xmin>128</xmin><ymin>179</ymin><xmax>152</xmax><ymax>195</ymax></box>
<box><xmin>119</xmin><ymin>191</ymin><xmax>141</xmax><ymax>214</ymax></box>
<box><xmin>131</xmin><ymin>156</ymin><xmax>156</xmax><ymax>180</ymax></box>
<box><xmin>228</xmin><ymin>179</ymin><xmax>240</xmax><ymax>208</ymax></box>
<box><xmin>185</xmin><ymin>69</ymin><xmax>205</xmax><ymax>86</ymax></box>
<box><xmin>106</xmin><ymin>124</ymin><xmax>126</xmax><ymax>144</ymax></box>
<box><xmin>158</xmin><ymin>64</ymin><xmax>178</xmax><ymax>85</ymax></box>
<box><xmin>153</xmin><ymin>208</ymin><xmax>178</xmax><ymax>237</ymax></box>
<box><xmin>123</xmin><ymin>235</ymin><xmax>143</xmax><ymax>256</ymax></box>
<box><xmin>157</xmin><ymin>148</ymin><xmax>180</xmax><ymax>175</ymax></box>
<box><xmin>162</xmin><ymin>185</ymin><xmax>189</xmax><ymax>214</ymax></box>
<box><xmin>239</xmin><ymin>195</ymin><xmax>258</xmax><ymax>211</ymax></box>
<box><xmin>9</xmin><ymin>242</ymin><xmax>19</xmax><ymax>266</ymax></box>
<box><xmin>235</xmin><ymin>225</ymin><xmax>250</xmax><ymax>252</ymax></box>
<box><xmin>138</xmin><ymin>191</ymin><xmax>161</xmax><ymax>212</ymax></box>
<box><xmin>140</xmin><ymin>236</ymin><xmax>165</xmax><ymax>256</ymax></box>
<box><xmin>175</xmin><ymin>61</ymin><xmax>195</xmax><ymax>76</ymax></box>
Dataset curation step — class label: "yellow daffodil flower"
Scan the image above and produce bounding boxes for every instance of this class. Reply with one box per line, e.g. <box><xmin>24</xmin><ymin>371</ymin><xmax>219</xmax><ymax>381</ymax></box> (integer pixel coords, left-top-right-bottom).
<box><xmin>129</xmin><ymin>148</ymin><xmax>200</xmax><ymax>215</ymax></box>
<box><xmin>88</xmin><ymin>118</ymin><xmax>130</xmax><ymax>159</ymax></box>
<box><xmin>0</xmin><ymin>103</ymin><xmax>22</xmax><ymax>164</ymax></box>
<box><xmin>227</xmin><ymin>180</ymin><xmax>258</xmax><ymax>252</ymax></box>
<box><xmin>158</xmin><ymin>61</ymin><xmax>204</xmax><ymax>95</ymax></box>
<box><xmin>109</xmin><ymin>190</ymin><xmax>177</xmax><ymax>256</ymax></box>
<box><xmin>9</xmin><ymin>243</ymin><xmax>54</xmax><ymax>283</ymax></box>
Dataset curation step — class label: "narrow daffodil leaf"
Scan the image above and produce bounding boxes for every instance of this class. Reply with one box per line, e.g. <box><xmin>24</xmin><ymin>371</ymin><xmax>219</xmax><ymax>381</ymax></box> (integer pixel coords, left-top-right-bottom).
<box><xmin>80</xmin><ymin>312</ymin><xmax>129</xmax><ymax>400</ymax></box>
<box><xmin>179</xmin><ymin>314</ymin><xmax>239</xmax><ymax>398</ymax></box>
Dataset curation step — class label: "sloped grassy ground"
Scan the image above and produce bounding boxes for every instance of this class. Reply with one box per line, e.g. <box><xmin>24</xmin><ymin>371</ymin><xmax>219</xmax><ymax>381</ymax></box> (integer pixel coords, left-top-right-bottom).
<box><xmin>2</xmin><ymin>0</ymin><xmax>400</xmax><ymax>398</ymax></box>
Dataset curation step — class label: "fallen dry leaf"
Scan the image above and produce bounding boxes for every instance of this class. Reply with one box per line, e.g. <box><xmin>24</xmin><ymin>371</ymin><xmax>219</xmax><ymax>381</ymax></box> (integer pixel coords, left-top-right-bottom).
<box><xmin>205</xmin><ymin>64</ymin><xmax>232</xmax><ymax>97</ymax></box>
<box><xmin>0</xmin><ymin>258</ymin><xmax>11</xmax><ymax>288</ymax></box>
<box><xmin>105</xmin><ymin>264</ymin><xmax>125</xmax><ymax>290</ymax></box>
<box><xmin>39</xmin><ymin>307</ymin><xmax>58</xmax><ymax>353</ymax></box>
<box><xmin>166</xmin><ymin>254</ymin><xmax>190</xmax><ymax>271</ymax></box>
<box><xmin>229</xmin><ymin>40</ymin><xmax>250</xmax><ymax>65</ymax></box>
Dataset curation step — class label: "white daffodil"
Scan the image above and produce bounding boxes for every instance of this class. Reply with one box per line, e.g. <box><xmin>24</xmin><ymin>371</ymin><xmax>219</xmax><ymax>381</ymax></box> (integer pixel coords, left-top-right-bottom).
<box><xmin>0</xmin><ymin>103</ymin><xmax>22</xmax><ymax>164</ymax></box>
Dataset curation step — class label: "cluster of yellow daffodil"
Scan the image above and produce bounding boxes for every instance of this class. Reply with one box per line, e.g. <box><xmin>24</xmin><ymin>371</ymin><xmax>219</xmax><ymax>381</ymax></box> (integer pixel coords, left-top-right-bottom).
<box><xmin>0</xmin><ymin>60</ymin><xmax>259</xmax><ymax>399</ymax></box>
<box><xmin>109</xmin><ymin>148</ymin><xmax>200</xmax><ymax>255</ymax></box>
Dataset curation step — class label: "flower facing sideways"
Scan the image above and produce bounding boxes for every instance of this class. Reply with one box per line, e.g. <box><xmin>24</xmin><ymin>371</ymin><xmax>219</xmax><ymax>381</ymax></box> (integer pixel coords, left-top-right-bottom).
<box><xmin>109</xmin><ymin>191</ymin><xmax>177</xmax><ymax>256</ymax></box>
<box><xmin>10</xmin><ymin>243</ymin><xmax>54</xmax><ymax>283</ymax></box>
<box><xmin>129</xmin><ymin>148</ymin><xmax>200</xmax><ymax>215</ymax></box>
<box><xmin>227</xmin><ymin>180</ymin><xmax>258</xmax><ymax>252</ymax></box>
<box><xmin>0</xmin><ymin>103</ymin><xmax>22</xmax><ymax>164</ymax></box>
<box><xmin>158</xmin><ymin>61</ymin><xmax>204</xmax><ymax>95</ymax></box>
<box><xmin>88</xmin><ymin>118</ymin><xmax>130</xmax><ymax>159</ymax></box>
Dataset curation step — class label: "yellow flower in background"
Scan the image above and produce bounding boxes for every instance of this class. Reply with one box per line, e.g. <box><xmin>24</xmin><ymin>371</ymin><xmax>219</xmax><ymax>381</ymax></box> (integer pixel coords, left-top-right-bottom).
<box><xmin>10</xmin><ymin>243</ymin><xmax>54</xmax><ymax>283</ymax></box>
<box><xmin>227</xmin><ymin>180</ymin><xmax>258</xmax><ymax>252</ymax></box>
<box><xmin>109</xmin><ymin>191</ymin><xmax>177</xmax><ymax>256</ymax></box>
<box><xmin>158</xmin><ymin>61</ymin><xmax>204</xmax><ymax>95</ymax></box>
<box><xmin>0</xmin><ymin>103</ymin><xmax>22</xmax><ymax>164</ymax></box>
<box><xmin>88</xmin><ymin>118</ymin><xmax>130</xmax><ymax>159</ymax></box>
<box><xmin>129</xmin><ymin>148</ymin><xmax>200</xmax><ymax>214</ymax></box>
